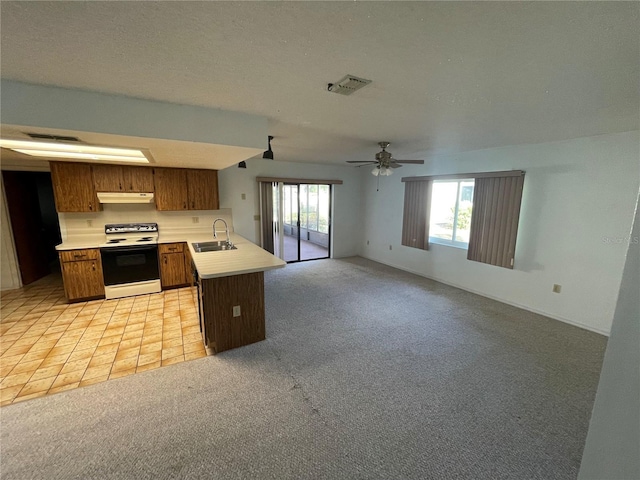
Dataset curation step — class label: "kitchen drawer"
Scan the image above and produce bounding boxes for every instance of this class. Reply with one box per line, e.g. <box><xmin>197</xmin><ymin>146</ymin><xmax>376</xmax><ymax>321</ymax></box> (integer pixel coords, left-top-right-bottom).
<box><xmin>59</xmin><ymin>249</ymin><xmax>100</xmax><ymax>262</ymax></box>
<box><xmin>159</xmin><ymin>243</ymin><xmax>184</xmax><ymax>254</ymax></box>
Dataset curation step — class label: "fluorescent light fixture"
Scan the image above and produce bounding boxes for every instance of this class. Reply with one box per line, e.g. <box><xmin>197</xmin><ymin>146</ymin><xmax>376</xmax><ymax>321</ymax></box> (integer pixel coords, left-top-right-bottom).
<box><xmin>0</xmin><ymin>139</ymin><xmax>149</xmax><ymax>163</ymax></box>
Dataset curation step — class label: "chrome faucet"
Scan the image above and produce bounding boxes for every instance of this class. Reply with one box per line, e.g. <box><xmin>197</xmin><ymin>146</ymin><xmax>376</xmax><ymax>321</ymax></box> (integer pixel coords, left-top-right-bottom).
<box><xmin>213</xmin><ymin>218</ymin><xmax>231</xmax><ymax>245</ymax></box>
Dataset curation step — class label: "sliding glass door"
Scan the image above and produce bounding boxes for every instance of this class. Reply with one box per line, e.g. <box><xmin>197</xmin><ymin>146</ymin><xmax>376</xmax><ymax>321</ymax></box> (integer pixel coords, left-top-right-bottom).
<box><xmin>281</xmin><ymin>183</ymin><xmax>331</xmax><ymax>263</ymax></box>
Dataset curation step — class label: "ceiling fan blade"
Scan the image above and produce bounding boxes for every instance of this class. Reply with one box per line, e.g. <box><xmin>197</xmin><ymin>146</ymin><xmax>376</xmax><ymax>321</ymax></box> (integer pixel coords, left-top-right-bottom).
<box><xmin>389</xmin><ymin>163</ymin><xmax>403</xmax><ymax>168</ymax></box>
<box><xmin>395</xmin><ymin>160</ymin><xmax>424</xmax><ymax>164</ymax></box>
<box><xmin>347</xmin><ymin>161</ymin><xmax>377</xmax><ymax>164</ymax></box>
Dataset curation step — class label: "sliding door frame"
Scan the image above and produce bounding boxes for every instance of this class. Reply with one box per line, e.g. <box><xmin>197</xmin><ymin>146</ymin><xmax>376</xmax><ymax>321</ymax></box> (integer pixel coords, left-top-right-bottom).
<box><xmin>283</xmin><ymin>182</ymin><xmax>332</xmax><ymax>264</ymax></box>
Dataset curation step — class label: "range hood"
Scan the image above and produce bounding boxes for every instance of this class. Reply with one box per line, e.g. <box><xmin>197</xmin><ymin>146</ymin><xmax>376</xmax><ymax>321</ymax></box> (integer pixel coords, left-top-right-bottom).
<box><xmin>97</xmin><ymin>192</ymin><xmax>154</xmax><ymax>204</ymax></box>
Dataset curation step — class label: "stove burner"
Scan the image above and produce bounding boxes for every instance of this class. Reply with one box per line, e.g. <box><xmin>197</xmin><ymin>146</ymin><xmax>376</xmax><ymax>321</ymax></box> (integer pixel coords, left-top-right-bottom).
<box><xmin>106</xmin><ymin>238</ymin><xmax>126</xmax><ymax>244</ymax></box>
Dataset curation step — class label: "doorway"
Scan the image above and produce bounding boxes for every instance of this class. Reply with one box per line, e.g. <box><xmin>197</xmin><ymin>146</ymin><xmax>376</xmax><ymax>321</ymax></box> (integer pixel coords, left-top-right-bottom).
<box><xmin>2</xmin><ymin>170</ymin><xmax>62</xmax><ymax>285</ymax></box>
<box><xmin>281</xmin><ymin>183</ymin><xmax>331</xmax><ymax>262</ymax></box>
<box><xmin>263</xmin><ymin>182</ymin><xmax>331</xmax><ymax>263</ymax></box>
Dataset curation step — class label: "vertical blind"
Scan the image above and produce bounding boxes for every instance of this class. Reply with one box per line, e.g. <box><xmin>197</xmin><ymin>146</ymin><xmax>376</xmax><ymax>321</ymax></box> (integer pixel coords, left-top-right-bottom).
<box><xmin>259</xmin><ymin>182</ymin><xmax>275</xmax><ymax>254</ymax></box>
<box><xmin>467</xmin><ymin>174</ymin><xmax>525</xmax><ymax>269</ymax></box>
<box><xmin>401</xmin><ymin>180</ymin><xmax>432</xmax><ymax>250</ymax></box>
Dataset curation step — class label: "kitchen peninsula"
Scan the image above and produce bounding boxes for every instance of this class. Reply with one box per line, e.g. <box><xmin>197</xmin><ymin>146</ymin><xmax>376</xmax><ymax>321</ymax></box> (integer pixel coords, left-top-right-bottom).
<box><xmin>184</xmin><ymin>233</ymin><xmax>286</xmax><ymax>354</ymax></box>
<box><xmin>56</xmin><ymin>231</ymin><xmax>285</xmax><ymax>354</ymax></box>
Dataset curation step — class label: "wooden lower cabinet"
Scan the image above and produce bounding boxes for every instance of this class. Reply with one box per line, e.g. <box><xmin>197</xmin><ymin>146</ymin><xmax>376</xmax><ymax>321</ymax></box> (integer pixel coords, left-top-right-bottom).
<box><xmin>60</xmin><ymin>249</ymin><xmax>105</xmax><ymax>302</ymax></box>
<box><xmin>159</xmin><ymin>243</ymin><xmax>189</xmax><ymax>289</ymax></box>
<box><xmin>200</xmin><ymin>272</ymin><xmax>265</xmax><ymax>354</ymax></box>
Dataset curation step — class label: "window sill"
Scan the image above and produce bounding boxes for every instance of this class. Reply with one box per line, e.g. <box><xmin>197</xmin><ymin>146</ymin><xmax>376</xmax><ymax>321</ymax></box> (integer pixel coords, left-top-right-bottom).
<box><xmin>429</xmin><ymin>237</ymin><xmax>469</xmax><ymax>250</ymax></box>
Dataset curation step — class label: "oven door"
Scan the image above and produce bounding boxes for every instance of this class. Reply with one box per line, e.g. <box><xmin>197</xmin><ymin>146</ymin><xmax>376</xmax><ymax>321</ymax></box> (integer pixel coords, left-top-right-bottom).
<box><xmin>100</xmin><ymin>245</ymin><xmax>160</xmax><ymax>286</ymax></box>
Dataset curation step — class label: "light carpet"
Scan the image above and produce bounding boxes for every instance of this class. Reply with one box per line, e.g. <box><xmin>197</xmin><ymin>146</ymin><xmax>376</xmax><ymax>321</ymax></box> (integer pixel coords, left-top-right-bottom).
<box><xmin>0</xmin><ymin>257</ymin><xmax>606</xmax><ymax>479</ymax></box>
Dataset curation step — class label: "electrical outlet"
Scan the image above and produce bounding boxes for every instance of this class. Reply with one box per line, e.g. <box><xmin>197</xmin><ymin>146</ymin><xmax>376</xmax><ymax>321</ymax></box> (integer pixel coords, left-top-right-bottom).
<box><xmin>86</xmin><ymin>219</ymin><xmax>93</xmax><ymax>227</ymax></box>
<box><xmin>241</xmin><ymin>193</ymin><xmax>246</xmax><ymax>200</ymax></box>
<box><xmin>233</xmin><ymin>305</ymin><xmax>241</xmax><ymax>317</ymax></box>
<box><xmin>389</xmin><ymin>245</ymin><xmax>392</xmax><ymax>250</ymax></box>
<box><xmin>253</xmin><ymin>214</ymin><xmax>260</xmax><ymax>221</ymax></box>
<box><xmin>192</xmin><ymin>217</ymin><xmax>199</xmax><ymax>224</ymax></box>
<box><xmin>552</xmin><ymin>284</ymin><xmax>562</xmax><ymax>294</ymax></box>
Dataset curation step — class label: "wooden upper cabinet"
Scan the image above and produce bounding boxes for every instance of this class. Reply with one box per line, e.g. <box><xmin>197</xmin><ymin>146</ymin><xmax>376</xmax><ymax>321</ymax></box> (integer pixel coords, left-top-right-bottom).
<box><xmin>50</xmin><ymin>162</ymin><xmax>101</xmax><ymax>213</ymax></box>
<box><xmin>123</xmin><ymin>166</ymin><xmax>154</xmax><ymax>192</ymax></box>
<box><xmin>187</xmin><ymin>169</ymin><xmax>219</xmax><ymax>210</ymax></box>
<box><xmin>154</xmin><ymin>168</ymin><xmax>188</xmax><ymax>211</ymax></box>
<box><xmin>93</xmin><ymin>165</ymin><xmax>154</xmax><ymax>193</ymax></box>
<box><xmin>92</xmin><ymin>165</ymin><xmax>124</xmax><ymax>192</ymax></box>
<box><xmin>154</xmin><ymin>167</ymin><xmax>218</xmax><ymax>211</ymax></box>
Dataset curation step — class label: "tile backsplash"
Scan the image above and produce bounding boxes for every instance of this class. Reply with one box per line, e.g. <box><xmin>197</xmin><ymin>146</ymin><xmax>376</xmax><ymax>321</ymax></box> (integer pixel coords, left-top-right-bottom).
<box><xmin>59</xmin><ymin>204</ymin><xmax>234</xmax><ymax>240</ymax></box>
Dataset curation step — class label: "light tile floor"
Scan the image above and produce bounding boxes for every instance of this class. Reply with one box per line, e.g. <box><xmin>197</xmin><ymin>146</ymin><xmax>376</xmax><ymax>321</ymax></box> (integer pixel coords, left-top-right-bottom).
<box><xmin>0</xmin><ymin>274</ymin><xmax>206</xmax><ymax>406</ymax></box>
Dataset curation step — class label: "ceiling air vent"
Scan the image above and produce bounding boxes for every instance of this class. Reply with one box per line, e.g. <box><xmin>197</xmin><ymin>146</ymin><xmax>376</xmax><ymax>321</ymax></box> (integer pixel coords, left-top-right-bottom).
<box><xmin>26</xmin><ymin>133</ymin><xmax>81</xmax><ymax>142</ymax></box>
<box><xmin>327</xmin><ymin>74</ymin><xmax>372</xmax><ymax>96</ymax></box>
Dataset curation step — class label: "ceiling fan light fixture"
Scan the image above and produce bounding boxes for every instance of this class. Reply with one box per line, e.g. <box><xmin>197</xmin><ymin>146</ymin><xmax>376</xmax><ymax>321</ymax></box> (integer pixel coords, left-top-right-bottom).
<box><xmin>262</xmin><ymin>135</ymin><xmax>274</xmax><ymax>160</ymax></box>
<box><xmin>371</xmin><ymin>166</ymin><xmax>393</xmax><ymax>176</ymax></box>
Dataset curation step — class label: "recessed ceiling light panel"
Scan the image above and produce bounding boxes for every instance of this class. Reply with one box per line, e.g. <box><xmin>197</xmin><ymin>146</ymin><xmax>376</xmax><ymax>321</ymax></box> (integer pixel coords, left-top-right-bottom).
<box><xmin>327</xmin><ymin>74</ymin><xmax>372</xmax><ymax>96</ymax></box>
<box><xmin>0</xmin><ymin>139</ymin><xmax>150</xmax><ymax>163</ymax></box>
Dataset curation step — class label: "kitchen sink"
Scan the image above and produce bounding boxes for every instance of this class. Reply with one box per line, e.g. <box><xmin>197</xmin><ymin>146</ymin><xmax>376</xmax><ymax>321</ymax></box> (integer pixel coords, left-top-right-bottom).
<box><xmin>192</xmin><ymin>241</ymin><xmax>237</xmax><ymax>252</ymax></box>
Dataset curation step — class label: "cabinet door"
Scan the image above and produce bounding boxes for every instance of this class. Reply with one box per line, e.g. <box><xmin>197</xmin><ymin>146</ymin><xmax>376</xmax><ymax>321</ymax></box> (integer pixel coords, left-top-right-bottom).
<box><xmin>160</xmin><ymin>252</ymin><xmax>187</xmax><ymax>288</ymax></box>
<box><xmin>123</xmin><ymin>166</ymin><xmax>154</xmax><ymax>192</ymax></box>
<box><xmin>184</xmin><ymin>245</ymin><xmax>194</xmax><ymax>287</ymax></box>
<box><xmin>187</xmin><ymin>169</ymin><xmax>219</xmax><ymax>210</ymax></box>
<box><xmin>61</xmin><ymin>259</ymin><xmax>105</xmax><ymax>301</ymax></box>
<box><xmin>50</xmin><ymin>162</ymin><xmax>101</xmax><ymax>213</ymax></box>
<box><xmin>92</xmin><ymin>165</ymin><xmax>124</xmax><ymax>192</ymax></box>
<box><xmin>154</xmin><ymin>168</ymin><xmax>188</xmax><ymax>211</ymax></box>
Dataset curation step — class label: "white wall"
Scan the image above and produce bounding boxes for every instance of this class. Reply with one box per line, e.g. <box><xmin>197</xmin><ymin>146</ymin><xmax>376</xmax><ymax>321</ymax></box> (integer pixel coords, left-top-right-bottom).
<box><xmin>360</xmin><ymin>131</ymin><xmax>640</xmax><ymax>335</ymax></box>
<box><xmin>0</xmin><ymin>175</ymin><xmax>22</xmax><ymax>291</ymax></box>
<box><xmin>218</xmin><ymin>159</ymin><xmax>362</xmax><ymax>258</ymax></box>
<box><xmin>579</xmin><ymin>191</ymin><xmax>639</xmax><ymax>479</ymax></box>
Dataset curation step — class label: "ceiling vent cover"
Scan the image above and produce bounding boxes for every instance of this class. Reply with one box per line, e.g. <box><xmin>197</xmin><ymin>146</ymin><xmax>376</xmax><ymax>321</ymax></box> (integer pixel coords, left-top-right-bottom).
<box><xmin>25</xmin><ymin>133</ymin><xmax>81</xmax><ymax>142</ymax></box>
<box><xmin>328</xmin><ymin>75</ymin><xmax>372</xmax><ymax>95</ymax></box>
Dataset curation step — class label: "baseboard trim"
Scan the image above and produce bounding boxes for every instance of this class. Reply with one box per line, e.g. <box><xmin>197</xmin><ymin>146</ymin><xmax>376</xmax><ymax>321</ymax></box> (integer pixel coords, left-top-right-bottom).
<box><xmin>358</xmin><ymin>254</ymin><xmax>610</xmax><ymax>337</ymax></box>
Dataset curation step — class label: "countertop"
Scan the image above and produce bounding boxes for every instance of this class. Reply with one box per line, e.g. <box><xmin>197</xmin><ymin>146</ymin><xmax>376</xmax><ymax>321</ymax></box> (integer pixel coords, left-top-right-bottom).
<box><xmin>185</xmin><ymin>233</ymin><xmax>286</xmax><ymax>279</ymax></box>
<box><xmin>55</xmin><ymin>232</ymin><xmax>286</xmax><ymax>279</ymax></box>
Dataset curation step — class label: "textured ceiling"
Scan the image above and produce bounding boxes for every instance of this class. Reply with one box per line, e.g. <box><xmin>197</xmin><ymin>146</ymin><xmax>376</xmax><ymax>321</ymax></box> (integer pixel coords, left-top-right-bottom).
<box><xmin>1</xmin><ymin>1</ymin><xmax>638</xmax><ymax>167</ymax></box>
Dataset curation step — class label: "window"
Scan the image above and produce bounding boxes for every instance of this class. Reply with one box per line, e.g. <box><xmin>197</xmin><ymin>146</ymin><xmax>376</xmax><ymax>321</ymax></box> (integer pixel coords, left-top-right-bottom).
<box><xmin>402</xmin><ymin>171</ymin><xmax>524</xmax><ymax>268</ymax></box>
<box><xmin>282</xmin><ymin>184</ymin><xmax>330</xmax><ymax>234</ymax></box>
<box><xmin>429</xmin><ymin>179</ymin><xmax>474</xmax><ymax>248</ymax></box>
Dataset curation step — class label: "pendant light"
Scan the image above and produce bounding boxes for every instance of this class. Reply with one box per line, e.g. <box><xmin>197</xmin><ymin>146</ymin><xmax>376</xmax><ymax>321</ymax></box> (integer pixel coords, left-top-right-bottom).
<box><xmin>262</xmin><ymin>136</ymin><xmax>274</xmax><ymax>160</ymax></box>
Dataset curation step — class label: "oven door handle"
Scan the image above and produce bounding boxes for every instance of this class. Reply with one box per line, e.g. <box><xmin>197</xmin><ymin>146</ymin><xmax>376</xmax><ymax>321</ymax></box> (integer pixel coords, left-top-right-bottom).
<box><xmin>100</xmin><ymin>245</ymin><xmax>158</xmax><ymax>254</ymax></box>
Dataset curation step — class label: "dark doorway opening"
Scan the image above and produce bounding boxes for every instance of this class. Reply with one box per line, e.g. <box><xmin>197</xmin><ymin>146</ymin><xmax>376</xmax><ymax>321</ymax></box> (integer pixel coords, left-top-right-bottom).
<box><xmin>2</xmin><ymin>171</ymin><xmax>62</xmax><ymax>285</ymax></box>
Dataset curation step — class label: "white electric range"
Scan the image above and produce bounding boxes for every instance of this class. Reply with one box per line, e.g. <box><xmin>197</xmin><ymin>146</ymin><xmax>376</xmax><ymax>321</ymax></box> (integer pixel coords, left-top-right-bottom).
<box><xmin>99</xmin><ymin>223</ymin><xmax>161</xmax><ymax>300</ymax></box>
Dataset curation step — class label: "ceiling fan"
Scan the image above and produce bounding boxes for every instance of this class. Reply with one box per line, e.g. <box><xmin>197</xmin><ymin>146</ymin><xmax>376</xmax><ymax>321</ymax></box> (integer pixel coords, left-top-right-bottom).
<box><xmin>347</xmin><ymin>142</ymin><xmax>424</xmax><ymax>177</ymax></box>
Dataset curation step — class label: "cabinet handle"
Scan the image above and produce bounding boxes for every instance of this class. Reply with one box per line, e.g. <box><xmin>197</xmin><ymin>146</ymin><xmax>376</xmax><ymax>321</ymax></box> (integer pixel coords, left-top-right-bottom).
<box><xmin>168</xmin><ymin>247</ymin><xmax>176</xmax><ymax>251</ymax></box>
<box><xmin>183</xmin><ymin>202</ymin><xmax>187</xmax><ymax>209</ymax></box>
<box><xmin>164</xmin><ymin>256</ymin><xmax>167</xmax><ymax>264</ymax></box>
<box><xmin>119</xmin><ymin>182</ymin><xmax>122</xmax><ymax>190</ymax></box>
<box><xmin>191</xmin><ymin>201</ymin><xmax>195</xmax><ymax>208</ymax></box>
<box><xmin>74</xmin><ymin>254</ymin><xmax>87</xmax><ymax>258</ymax></box>
<box><xmin>92</xmin><ymin>263</ymin><xmax>96</xmax><ymax>271</ymax></box>
<box><xmin>130</xmin><ymin>184</ymin><xmax>133</xmax><ymax>190</ymax></box>
<box><xmin>89</xmin><ymin>202</ymin><xmax>93</xmax><ymax>211</ymax></box>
